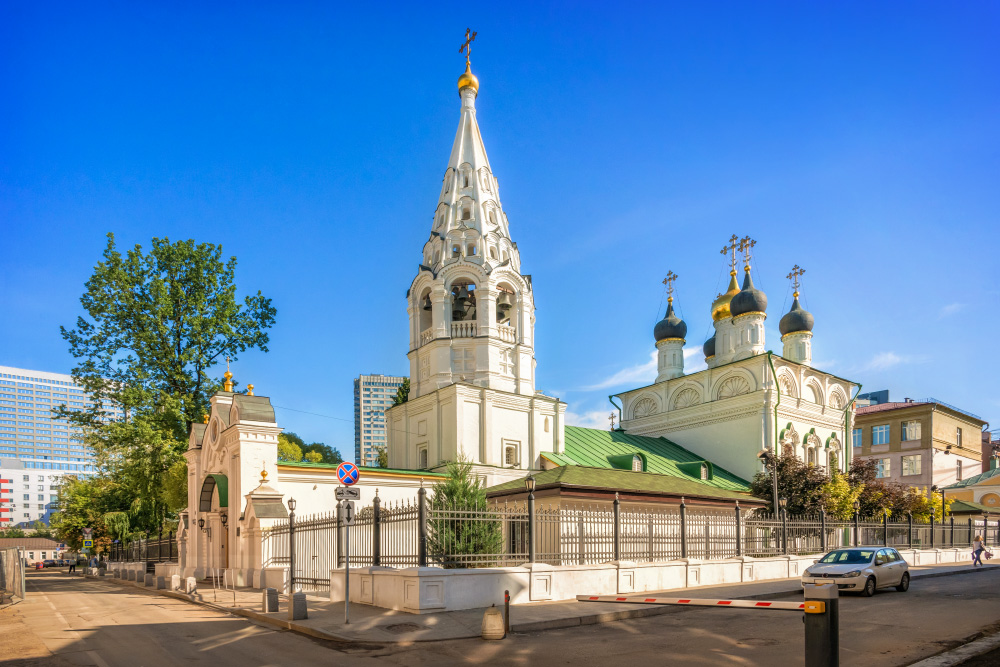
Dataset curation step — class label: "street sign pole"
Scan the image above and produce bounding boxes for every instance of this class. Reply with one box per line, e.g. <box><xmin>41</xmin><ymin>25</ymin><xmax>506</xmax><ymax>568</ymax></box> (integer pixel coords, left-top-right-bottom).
<box><xmin>343</xmin><ymin>491</ymin><xmax>350</xmax><ymax>625</ymax></box>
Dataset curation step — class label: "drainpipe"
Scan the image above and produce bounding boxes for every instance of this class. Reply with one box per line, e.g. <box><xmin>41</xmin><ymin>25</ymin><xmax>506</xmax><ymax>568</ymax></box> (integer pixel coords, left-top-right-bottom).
<box><xmin>608</xmin><ymin>395</ymin><xmax>623</xmax><ymax>429</ymax></box>
<box><xmin>844</xmin><ymin>382</ymin><xmax>863</xmax><ymax>473</ymax></box>
<box><xmin>767</xmin><ymin>351</ymin><xmax>780</xmax><ymax>513</ymax></box>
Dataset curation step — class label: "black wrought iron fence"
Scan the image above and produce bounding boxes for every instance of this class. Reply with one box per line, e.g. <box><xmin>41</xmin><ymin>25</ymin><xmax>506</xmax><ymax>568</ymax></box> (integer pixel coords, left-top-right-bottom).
<box><xmin>110</xmin><ymin>532</ymin><xmax>177</xmax><ymax>563</ymax></box>
<box><xmin>261</xmin><ymin>490</ymin><xmax>1000</xmax><ymax>587</ymax></box>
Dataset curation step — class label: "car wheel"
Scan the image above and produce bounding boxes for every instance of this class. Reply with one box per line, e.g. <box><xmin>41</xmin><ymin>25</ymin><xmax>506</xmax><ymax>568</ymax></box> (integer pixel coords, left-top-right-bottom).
<box><xmin>862</xmin><ymin>576</ymin><xmax>877</xmax><ymax>597</ymax></box>
<box><xmin>895</xmin><ymin>573</ymin><xmax>910</xmax><ymax>592</ymax></box>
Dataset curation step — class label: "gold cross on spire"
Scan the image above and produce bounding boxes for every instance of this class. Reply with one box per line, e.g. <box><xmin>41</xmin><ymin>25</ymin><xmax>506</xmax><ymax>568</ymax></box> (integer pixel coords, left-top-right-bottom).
<box><xmin>459</xmin><ymin>28</ymin><xmax>477</xmax><ymax>64</ymax></box>
<box><xmin>223</xmin><ymin>355</ymin><xmax>234</xmax><ymax>392</ymax></box>
<box><xmin>662</xmin><ymin>270</ymin><xmax>678</xmax><ymax>303</ymax></box>
<box><xmin>609</xmin><ymin>412</ymin><xmax>617</xmax><ymax>431</ymax></box>
<box><xmin>786</xmin><ymin>264</ymin><xmax>805</xmax><ymax>297</ymax></box>
<box><xmin>720</xmin><ymin>234</ymin><xmax>739</xmax><ymax>273</ymax></box>
<box><xmin>738</xmin><ymin>236</ymin><xmax>756</xmax><ymax>271</ymax></box>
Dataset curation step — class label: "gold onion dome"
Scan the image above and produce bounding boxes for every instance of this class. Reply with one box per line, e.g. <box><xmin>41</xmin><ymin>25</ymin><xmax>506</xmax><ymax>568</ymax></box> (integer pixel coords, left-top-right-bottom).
<box><xmin>457</xmin><ymin>62</ymin><xmax>479</xmax><ymax>94</ymax></box>
<box><xmin>711</xmin><ymin>271</ymin><xmax>741</xmax><ymax>321</ymax></box>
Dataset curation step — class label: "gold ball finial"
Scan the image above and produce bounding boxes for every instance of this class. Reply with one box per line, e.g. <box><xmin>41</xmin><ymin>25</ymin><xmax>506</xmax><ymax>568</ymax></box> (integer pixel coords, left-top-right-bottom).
<box><xmin>247</xmin><ymin>383</ymin><xmax>255</xmax><ymax>396</ymax></box>
<box><xmin>202</xmin><ymin>413</ymin><xmax>209</xmax><ymax>424</ymax></box>
<box><xmin>260</xmin><ymin>469</ymin><xmax>268</xmax><ymax>482</ymax></box>
<box><xmin>458</xmin><ymin>61</ymin><xmax>479</xmax><ymax>94</ymax></box>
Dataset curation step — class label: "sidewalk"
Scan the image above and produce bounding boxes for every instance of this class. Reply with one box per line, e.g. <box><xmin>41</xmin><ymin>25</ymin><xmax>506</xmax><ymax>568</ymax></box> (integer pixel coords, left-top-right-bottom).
<box><xmin>90</xmin><ymin>561</ymin><xmax>999</xmax><ymax>645</ymax></box>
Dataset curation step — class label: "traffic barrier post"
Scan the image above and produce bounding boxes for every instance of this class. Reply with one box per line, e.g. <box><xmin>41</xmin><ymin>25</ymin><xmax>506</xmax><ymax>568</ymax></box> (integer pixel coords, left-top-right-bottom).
<box><xmin>803</xmin><ymin>582</ymin><xmax>839</xmax><ymax>667</ymax></box>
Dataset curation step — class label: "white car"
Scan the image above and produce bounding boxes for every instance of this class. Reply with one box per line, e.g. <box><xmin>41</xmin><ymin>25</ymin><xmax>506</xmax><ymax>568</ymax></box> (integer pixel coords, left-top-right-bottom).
<box><xmin>801</xmin><ymin>547</ymin><xmax>910</xmax><ymax>596</ymax></box>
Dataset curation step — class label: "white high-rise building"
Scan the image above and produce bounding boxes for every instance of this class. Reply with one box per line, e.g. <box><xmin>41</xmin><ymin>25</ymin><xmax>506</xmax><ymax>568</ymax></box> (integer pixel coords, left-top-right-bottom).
<box><xmin>354</xmin><ymin>374</ymin><xmax>407</xmax><ymax>467</ymax></box>
<box><xmin>386</xmin><ymin>55</ymin><xmax>565</xmax><ymax>486</ymax></box>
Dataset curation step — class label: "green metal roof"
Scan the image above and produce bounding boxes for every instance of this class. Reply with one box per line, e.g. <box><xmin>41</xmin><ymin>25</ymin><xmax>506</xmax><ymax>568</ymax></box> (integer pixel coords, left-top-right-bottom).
<box><xmin>547</xmin><ymin>426</ymin><xmax>751</xmax><ymax>492</ymax></box>
<box><xmin>942</xmin><ymin>464</ymin><xmax>1000</xmax><ymax>490</ymax></box>
<box><xmin>949</xmin><ymin>499</ymin><xmax>995</xmax><ymax>514</ymax></box>
<box><xmin>487</xmin><ymin>465</ymin><xmax>756</xmax><ymax>502</ymax></box>
<box><xmin>233</xmin><ymin>395</ymin><xmax>276</xmax><ymax>423</ymax></box>
<box><xmin>277</xmin><ymin>460</ymin><xmax>448</xmax><ymax>477</ymax></box>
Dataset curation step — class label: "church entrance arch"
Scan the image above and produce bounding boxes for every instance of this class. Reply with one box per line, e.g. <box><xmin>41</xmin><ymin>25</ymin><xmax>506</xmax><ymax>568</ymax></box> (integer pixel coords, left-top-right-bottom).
<box><xmin>198</xmin><ymin>474</ymin><xmax>230</xmax><ymax>569</ymax></box>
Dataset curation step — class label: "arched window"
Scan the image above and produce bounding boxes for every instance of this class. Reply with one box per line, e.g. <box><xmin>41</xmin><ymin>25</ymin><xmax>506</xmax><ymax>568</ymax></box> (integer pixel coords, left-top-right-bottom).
<box><xmin>505</xmin><ymin>445</ymin><xmax>518</xmax><ymax>466</ymax></box>
<box><xmin>489</xmin><ymin>246</ymin><xmax>498</xmax><ymax>260</ymax></box>
<box><xmin>418</xmin><ymin>448</ymin><xmax>428</xmax><ymax>469</ymax></box>
<box><xmin>632</xmin><ymin>455</ymin><xmax>643</xmax><ymax>472</ymax></box>
<box><xmin>544</xmin><ymin>416</ymin><xmax>550</xmax><ymax>433</ymax></box>
<box><xmin>700</xmin><ymin>463</ymin><xmax>709</xmax><ymax>480</ymax></box>
<box><xmin>467</xmin><ymin>243</ymin><xmax>477</xmax><ymax>256</ymax></box>
<box><xmin>452</xmin><ymin>245</ymin><xmax>461</xmax><ymax>258</ymax></box>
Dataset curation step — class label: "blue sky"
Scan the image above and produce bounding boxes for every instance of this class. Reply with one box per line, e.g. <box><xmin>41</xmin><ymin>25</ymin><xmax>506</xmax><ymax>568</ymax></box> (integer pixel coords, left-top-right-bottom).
<box><xmin>2</xmin><ymin>2</ymin><xmax>998</xmax><ymax>459</ymax></box>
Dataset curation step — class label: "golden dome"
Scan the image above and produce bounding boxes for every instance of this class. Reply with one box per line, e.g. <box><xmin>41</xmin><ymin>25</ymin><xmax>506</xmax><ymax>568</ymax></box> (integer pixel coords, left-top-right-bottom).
<box><xmin>457</xmin><ymin>62</ymin><xmax>479</xmax><ymax>94</ymax></box>
<box><xmin>711</xmin><ymin>271</ymin><xmax>741</xmax><ymax>322</ymax></box>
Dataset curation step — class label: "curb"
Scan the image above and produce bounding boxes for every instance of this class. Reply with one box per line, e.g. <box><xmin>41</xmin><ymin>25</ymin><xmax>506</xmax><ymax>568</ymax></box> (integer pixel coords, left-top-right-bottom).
<box><xmin>906</xmin><ymin>629</ymin><xmax>1000</xmax><ymax>667</ymax></box>
<box><xmin>76</xmin><ymin>563</ymin><xmax>999</xmax><ymax>645</ymax></box>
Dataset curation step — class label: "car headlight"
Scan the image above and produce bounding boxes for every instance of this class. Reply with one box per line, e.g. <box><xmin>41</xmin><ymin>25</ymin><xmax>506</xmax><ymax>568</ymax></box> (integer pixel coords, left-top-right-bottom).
<box><xmin>803</xmin><ymin>568</ymin><xmax>813</xmax><ymax>576</ymax></box>
<box><xmin>843</xmin><ymin>570</ymin><xmax>862</xmax><ymax>578</ymax></box>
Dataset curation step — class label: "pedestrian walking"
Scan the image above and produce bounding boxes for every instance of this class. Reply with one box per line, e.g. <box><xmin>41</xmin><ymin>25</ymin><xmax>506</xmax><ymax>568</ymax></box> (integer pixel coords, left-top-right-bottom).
<box><xmin>68</xmin><ymin>557</ymin><xmax>76</xmax><ymax>573</ymax></box>
<box><xmin>972</xmin><ymin>535</ymin><xmax>985</xmax><ymax>566</ymax></box>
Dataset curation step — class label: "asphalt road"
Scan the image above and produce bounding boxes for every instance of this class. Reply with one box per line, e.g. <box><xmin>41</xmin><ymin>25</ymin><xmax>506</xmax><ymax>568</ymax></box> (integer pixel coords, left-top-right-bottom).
<box><xmin>4</xmin><ymin>568</ymin><xmax>999</xmax><ymax>666</ymax></box>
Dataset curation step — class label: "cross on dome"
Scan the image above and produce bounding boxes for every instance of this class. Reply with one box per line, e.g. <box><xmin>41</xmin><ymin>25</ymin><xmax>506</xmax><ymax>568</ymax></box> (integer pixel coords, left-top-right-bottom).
<box><xmin>738</xmin><ymin>236</ymin><xmax>756</xmax><ymax>270</ymax></box>
<box><xmin>720</xmin><ymin>234</ymin><xmax>739</xmax><ymax>273</ymax></box>
<box><xmin>786</xmin><ymin>264</ymin><xmax>805</xmax><ymax>297</ymax></box>
<box><xmin>662</xmin><ymin>270</ymin><xmax>678</xmax><ymax>303</ymax></box>
<box><xmin>459</xmin><ymin>28</ymin><xmax>477</xmax><ymax>64</ymax></box>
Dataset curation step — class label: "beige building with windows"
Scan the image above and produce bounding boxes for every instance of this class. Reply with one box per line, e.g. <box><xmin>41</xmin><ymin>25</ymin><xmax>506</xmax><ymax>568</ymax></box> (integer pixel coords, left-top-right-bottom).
<box><xmin>852</xmin><ymin>399</ymin><xmax>985</xmax><ymax>491</ymax></box>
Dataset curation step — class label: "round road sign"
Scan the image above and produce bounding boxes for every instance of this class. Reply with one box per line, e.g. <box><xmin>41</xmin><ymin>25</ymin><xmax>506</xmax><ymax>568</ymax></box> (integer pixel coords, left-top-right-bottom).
<box><xmin>337</xmin><ymin>462</ymin><xmax>360</xmax><ymax>486</ymax></box>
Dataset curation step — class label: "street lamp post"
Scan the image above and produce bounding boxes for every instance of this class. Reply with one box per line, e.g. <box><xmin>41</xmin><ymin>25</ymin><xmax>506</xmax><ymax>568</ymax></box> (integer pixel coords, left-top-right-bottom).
<box><xmin>287</xmin><ymin>497</ymin><xmax>297</xmax><ymax>594</ymax></box>
<box><xmin>525</xmin><ymin>475</ymin><xmax>536</xmax><ymax>564</ymax></box>
<box><xmin>852</xmin><ymin>500</ymin><xmax>860</xmax><ymax>547</ymax></box>
<box><xmin>779</xmin><ymin>496</ymin><xmax>789</xmax><ymax>554</ymax></box>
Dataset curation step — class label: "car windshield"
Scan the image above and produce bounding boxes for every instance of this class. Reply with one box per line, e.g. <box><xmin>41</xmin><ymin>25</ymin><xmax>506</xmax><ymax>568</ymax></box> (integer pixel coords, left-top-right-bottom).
<box><xmin>819</xmin><ymin>549</ymin><xmax>874</xmax><ymax>564</ymax></box>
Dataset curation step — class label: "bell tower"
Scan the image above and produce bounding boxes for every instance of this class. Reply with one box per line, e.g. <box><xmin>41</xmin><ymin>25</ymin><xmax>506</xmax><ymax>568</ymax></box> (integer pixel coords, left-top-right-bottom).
<box><xmin>387</xmin><ymin>33</ymin><xmax>565</xmax><ymax>486</ymax></box>
<box><xmin>406</xmin><ymin>33</ymin><xmax>535</xmax><ymax>400</ymax></box>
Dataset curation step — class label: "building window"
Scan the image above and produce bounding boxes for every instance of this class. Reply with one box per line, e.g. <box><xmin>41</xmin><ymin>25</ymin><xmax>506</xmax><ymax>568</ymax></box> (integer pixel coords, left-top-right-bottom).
<box><xmin>902</xmin><ymin>454</ymin><xmax>922</xmax><ymax>476</ymax></box>
<box><xmin>872</xmin><ymin>425</ymin><xmax>890</xmax><ymax>446</ymax></box>
<box><xmin>505</xmin><ymin>446</ymin><xmax>518</xmax><ymax>467</ymax></box>
<box><xmin>956</xmin><ymin>428</ymin><xmax>962</xmax><ymax>447</ymax></box>
<box><xmin>418</xmin><ymin>447</ymin><xmax>428</xmax><ymax>469</ymax></box>
<box><xmin>901</xmin><ymin>420</ymin><xmax>921</xmax><ymax>442</ymax></box>
<box><xmin>874</xmin><ymin>458</ymin><xmax>890</xmax><ymax>478</ymax></box>
<box><xmin>632</xmin><ymin>455</ymin><xmax>643</xmax><ymax>472</ymax></box>
<box><xmin>956</xmin><ymin>460</ymin><xmax>962</xmax><ymax>481</ymax></box>
<box><xmin>852</xmin><ymin>428</ymin><xmax>862</xmax><ymax>449</ymax></box>
<box><xmin>700</xmin><ymin>463</ymin><xmax>709</xmax><ymax>479</ymax></box>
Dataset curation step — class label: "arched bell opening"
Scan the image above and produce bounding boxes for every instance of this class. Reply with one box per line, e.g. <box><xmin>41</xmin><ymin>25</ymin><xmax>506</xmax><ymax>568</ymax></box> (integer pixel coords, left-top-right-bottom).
<box><xmin>496</xmin><ymin>283</ymin><xmax>516</xmax><ymax>326</ymax></box>
<box><xmin>451</xmin><ymin>281</ymin><xmax>477</xmax><ymax>322</ymax></box>
<box><xmin>418</xmin><ymin>288</ymin><xmax>433</xmax><ymax>331</ymax></box>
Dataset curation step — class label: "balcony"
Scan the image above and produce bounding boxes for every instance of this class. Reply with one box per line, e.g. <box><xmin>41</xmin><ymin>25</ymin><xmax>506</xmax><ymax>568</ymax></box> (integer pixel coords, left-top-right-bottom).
<box><xmin>420</xmin><ymin>328</ymin><xmax>434</xmax><ymax>346</ymax></box>
<box><xmin>451</xmin><ymin>321</ymin><xmax>477</xmax><ymax>338</ymax></box>
<box><xmin>497</xmin><ymin>324</ymin><xmax>517</xmax><ymax>343</ymax></box>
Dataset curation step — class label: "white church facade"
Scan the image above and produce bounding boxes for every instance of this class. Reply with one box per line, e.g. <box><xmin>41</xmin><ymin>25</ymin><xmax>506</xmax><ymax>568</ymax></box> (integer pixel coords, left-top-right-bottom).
<box><xmin>614</xmin><ymin>245</ymin><xmax>859</xmax><ymax>482</ymax></box>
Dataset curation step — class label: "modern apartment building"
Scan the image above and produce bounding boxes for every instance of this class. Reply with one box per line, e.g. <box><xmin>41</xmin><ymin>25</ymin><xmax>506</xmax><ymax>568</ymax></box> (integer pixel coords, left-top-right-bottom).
<box><xmin>0</xmin><ymin>459</ymin><xmax>70</xmax><ymax>527</ymax></box>
<box><xmin>0</xmin><ymin>365</ymin><xmax>120</xmax><ymax>475</ymax></box>
<box><xmin>354</xmin><ymin>374</ymin><xmax>407</xmax><ymax>467</ymax></box>
<box><xmin>852</xmin><ymin>398</ymin><xmax>985</xmax><ymax>491</ymax></box>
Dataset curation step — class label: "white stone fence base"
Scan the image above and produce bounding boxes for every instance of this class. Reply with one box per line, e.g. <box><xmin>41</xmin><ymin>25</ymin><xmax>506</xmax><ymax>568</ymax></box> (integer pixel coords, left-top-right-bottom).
<box><xmin>329</xmin><ymin>547</ymin><xmax>974</xmax><ymax>614</ymax></box>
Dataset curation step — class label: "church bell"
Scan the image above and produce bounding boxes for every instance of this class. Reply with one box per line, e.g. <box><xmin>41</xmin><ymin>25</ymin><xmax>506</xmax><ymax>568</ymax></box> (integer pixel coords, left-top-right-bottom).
<box><xmin>496</xmin><ymin>291</ymin><xmax>513</xmax><ymax>311</ymax></box>
<box><xmin>422</xmin><ymin>295</ymin><xmax>432</xmax><ymax>311</ymax></box>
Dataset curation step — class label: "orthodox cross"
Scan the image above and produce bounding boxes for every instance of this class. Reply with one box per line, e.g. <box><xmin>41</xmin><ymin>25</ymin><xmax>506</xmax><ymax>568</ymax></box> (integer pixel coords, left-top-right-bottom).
<box><xmin>786</xmin><ymin>265</ymin><xmax>805</xmax><ymax>296</ymax></box>
<box><xmin>459</xmin><ymin>28</ymin><xmax>477</xmax><ymax>64</ymax></box>
<box><xmin>609</xmin><ymin>412</ymin><xmax>616</xmax><ymax>431</ymax></box>
<box><xmin>720</xmin><ymin>234</ymin><xmax>739</xmax><ymax>272</ymax></box>
<box><xmin>738</xmin><ymin>236</ymin><xmax>756</xmax><ymax>268</ymax></box>
<box><xmin>225</xmin><ymin>355</ymin><xmax>231</xmax><ymax>372</ymax></box>
<box><xmin>662</xmin><ymin>271</ymin><xmax>678</xmax><ymax>303</ymax></box>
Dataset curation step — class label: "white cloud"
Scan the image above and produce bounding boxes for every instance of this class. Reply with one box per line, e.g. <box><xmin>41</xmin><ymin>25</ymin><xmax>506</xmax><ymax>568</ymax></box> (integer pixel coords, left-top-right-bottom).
<box><xmin>583</xmin><ymin>350</ymin><xmax>658</xmax><ymax>391</ymax></box>
<box><xmin>861</xmin><ymin>351</ymin><xmax>926</xmax><ymax>372</ymax></box>
<box><xmin>938</xmin><ymin>302</ymin><xmax>967</xmax><ymax>319</ymax></box>
<box><xmin>564</xmin><ymin>409</ymin><xmax>614</xmax><ymax>429</ymax></box>
<box><xmin>684</xmin><ymin>345</ymin><xmax>707</xmax><ymax>374</ymax></box>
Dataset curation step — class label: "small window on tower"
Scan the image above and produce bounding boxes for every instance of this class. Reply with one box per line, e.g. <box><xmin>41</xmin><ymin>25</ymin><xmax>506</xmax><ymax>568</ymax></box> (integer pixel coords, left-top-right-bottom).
<box><xmin>505</xmin><ymin>446</ymin><xmax>517</xmax><ymax>466</ymax></box>
<box><xmin>462</xmin><ymin>204</ymin><xmax>471</xmax><ymax>220</ymax></box>
<box><xmin>467</xmin><ymin>243</ymin><xmax>477</xmax><ymax>256</ymax></box>
<box><xmin>418</xmin><ymin>447</ymin><xmax>428</xmax><ymax>469</ymax></box>
<box><xmin>490</xmin><ymin>247</ymin><xmax>498</xmax><ymax>260</ymax></box>
<box><xmin>632</xmin><ymin>455</ymin><xmax>642</xmax><ymax>472</ymax></box>
<box><xmin>700</xmin><ymin>463</ymin><xmax>709</xmax><ymax>480</ymax></box>
<box><xmin>452</xmin><ymin>245</ymin><xmax>461</xmax><ymax>258</ymax></box>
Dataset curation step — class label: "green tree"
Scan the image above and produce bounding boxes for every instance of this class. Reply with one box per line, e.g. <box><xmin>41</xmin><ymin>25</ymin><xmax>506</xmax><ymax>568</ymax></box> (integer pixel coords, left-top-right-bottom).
<box><xmin>750</xmin><ymin>450</ymin><xmax>830</xmax><ymax>515</ymax></box>
<box><xmin>58</xmin><ymin>233</ymin><xmax>276</xmax><ymax>532</ymax></box>
<box><xmin>820</xmin><ymin>471</ymin><xmax>863</xmax><ymax>520</ymax></box>
<box><xmin>303</xmin><ymin>443</ymin><xmax>343</xmax><ymax>465</ymax></box>
<box><xmin>51</xmin><ymin>475</ymin><xmax>130</xmax><ymax>553</ymax></box>
<box><xmin>426</xmin><ymin>458</ymin><xmax>503</xmax><ymax>568</ymax></box>
<box><xmin>162</xmin><ymin>458</ymin><xmax>189</xmax><ymax>514</ymax></box>
<box><xmin>278</xmin><ymin>433</ymin><xmax>303</xmax><ymax>462</ymax></box>
<box><xmin>375</xmin><ymin>445</ymin><xmax>389</xmax><ymax>468</ymax></box>
<box><xmin>392</xmin><ymin>378</ymin><xmax>410</xmax><ymax>406</ymax></box>
<box><xmin>29</xmin><ymin>521</ymin><xmax>54</xmax><ymax>539</ymax></box>
<box><xmin>281</xmin><ymin>432</ymin><xmax>307</xmax><ymax>449</ymax></box>
<box><xmin>0</xmin><ymin>526</ymin><xmax>26</xmax><ymax>538</ymax></box>
<box><xmin>304</xmin><ymin>451</ymin><xmax>322</xmax><ymax>463</ymax></box>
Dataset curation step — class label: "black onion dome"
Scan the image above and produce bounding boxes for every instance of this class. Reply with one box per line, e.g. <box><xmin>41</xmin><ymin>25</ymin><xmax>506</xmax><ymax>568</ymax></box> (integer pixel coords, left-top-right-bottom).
<box><xmin>779</xmin><ymin>296</ymin><xmax>814</xmax><ymax>336</ymax></box>
<box><xmin>653</xmin><ymin>301</ymin><xmax>687</xmax><ymax>342</ymax></box>
<box><xmin>730</xmin><ymin>270</ymin><xmax>768</xmax><ymax>317</ymax></box>
<box><xmin>703</xmin><ymin>334</ymin><xmax>716</xmax><ymax>358</ymax></box>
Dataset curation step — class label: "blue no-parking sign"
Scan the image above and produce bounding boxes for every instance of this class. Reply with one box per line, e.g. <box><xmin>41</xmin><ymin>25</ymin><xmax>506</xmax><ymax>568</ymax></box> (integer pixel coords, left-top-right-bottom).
<box><xmin>337</xmin><ymin>462</ymin><xmax>360</xmax><ymax>486</ymax></box>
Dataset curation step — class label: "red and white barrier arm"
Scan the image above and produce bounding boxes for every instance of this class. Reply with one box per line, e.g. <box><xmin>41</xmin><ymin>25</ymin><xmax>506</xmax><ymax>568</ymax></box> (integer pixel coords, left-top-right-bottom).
<box><xmin>577</xmin><ymin>595</ymin><xmax>807</xmax><ymax>611</ymax></box>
